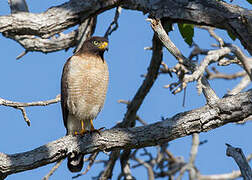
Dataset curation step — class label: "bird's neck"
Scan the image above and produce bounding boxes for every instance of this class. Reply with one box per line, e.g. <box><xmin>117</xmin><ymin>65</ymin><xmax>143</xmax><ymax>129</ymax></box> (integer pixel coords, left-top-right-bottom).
<box><xmin>77</xmin><ymin>50</ymin><xmax>105</xmax><ymax>61</ymax></box>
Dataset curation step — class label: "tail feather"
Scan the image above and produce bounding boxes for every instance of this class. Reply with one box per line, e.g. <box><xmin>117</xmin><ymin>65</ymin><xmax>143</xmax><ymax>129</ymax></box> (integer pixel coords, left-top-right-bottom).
<box><xmin>67</xmin><ymin>153</ymin><xmax>84</xmax><ymax>172</ymax></box>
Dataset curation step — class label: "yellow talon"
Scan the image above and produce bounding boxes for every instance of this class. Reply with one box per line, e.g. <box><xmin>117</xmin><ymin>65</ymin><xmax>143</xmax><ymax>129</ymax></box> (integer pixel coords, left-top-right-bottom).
<box><xmin>73</xmin><ymin>120</ymin><xmax>87</xmax><ymax>136</ymax></box>
<box><xmin>90</xmin><ymin>119</ymin><xmax>95</xmax><ymax>131</ymax></box>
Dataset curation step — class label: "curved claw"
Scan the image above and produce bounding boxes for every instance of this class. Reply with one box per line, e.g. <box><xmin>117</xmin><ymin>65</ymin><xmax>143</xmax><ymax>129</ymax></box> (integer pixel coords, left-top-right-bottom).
<box><xmin>90</xmin><ymin>127</ymin><xmax>105</xmax><ymax>135</ymax></box>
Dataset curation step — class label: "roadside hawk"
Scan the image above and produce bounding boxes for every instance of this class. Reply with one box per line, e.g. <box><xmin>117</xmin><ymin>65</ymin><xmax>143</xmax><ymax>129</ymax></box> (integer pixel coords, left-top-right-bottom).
<box><xmin>61</xmin><ymin>36</ymin><xmax>109</xmax><ymax>172</ymax></box>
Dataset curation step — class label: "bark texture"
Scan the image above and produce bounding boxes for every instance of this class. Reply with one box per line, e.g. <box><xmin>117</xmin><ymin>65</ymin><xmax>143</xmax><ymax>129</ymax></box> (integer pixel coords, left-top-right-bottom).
<box><xmin>0</xmin><ymin>0</ymin><xmax>251</xmax><ymax>54</ymax></box>
<box><xmin>0</xmin><ymin>89</ymin><xmax>251</xmax><ymax>178</ymax></box>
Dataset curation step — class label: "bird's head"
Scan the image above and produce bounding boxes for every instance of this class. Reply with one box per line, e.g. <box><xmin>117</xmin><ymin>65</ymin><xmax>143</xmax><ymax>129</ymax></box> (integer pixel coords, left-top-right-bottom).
<box><xmin>78</xmin><ymin>36</ymin><xmax>109</xmax><ymax>59</ymax></box>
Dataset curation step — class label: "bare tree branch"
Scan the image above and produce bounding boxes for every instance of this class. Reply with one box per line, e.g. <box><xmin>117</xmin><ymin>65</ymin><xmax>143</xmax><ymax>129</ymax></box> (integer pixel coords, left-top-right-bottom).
<box><xmin>228</xmin><ymin>74</ymin><xmax>251</xmax><ymax>95</ymax></box>
<box><xmin>0</xmin><ymin>94</ymin><xmax>60</xmax><ymax>108</ymax></box>
<box><xmin>206</xmin><ymin>69</ymin><xmax>246</xmax><ymax>80</ymax></box>
<box><xmin>99</xmin><ymin>33</ymin><xmax>163</xmax><ymax>179</ymax></box>
<box><xmin>182</xmin><ymin>47</ymin><xmax>232</xmax><ymax>88</ymax></box>
<box><xmin>132</xmin><ymin>156</ymin><xmax>154</xmax><ymax>180</ymax></box>
<box><xmin>120</xmin><ymin>150</ymin><xmax>135</xmax><ymax>180</ymax></box>
<box><xmin>0</xmin><ymin>89</ymin><xmax>251</xmax><ymax>179</ymax></box>
<box><xmin>1</xmin><ymin>0</ymin><xmax>252</xmax><ymax>54</ymax></box>
<box><xmin>198</xmin><ymin>153</ymin><xmax>252</xmax><ymax>180</ymax></box>
<box><xmin>119</xmin><ymin>33</ymin><xmax>163</xmax><ymax>127</ymax></box>
<box><xmin>226</xmin><ymin>144</ymin><xmax>252</xmax><ymax>180</ymax></box>
<box><xmin>104</xmin><ymin>6</ymin><xmax>122</xmax><ymax>38</ymax></box>
<box><xmin>0</xmin><ymin>95</ymin><xmax>60</xmax><ymax>126</ymax></box>
<box><xmin>200</xmin><ymin>26</ymin><xmax>224</xmax><ymax>47</ymax></box>
<box><xmin>98</xmin><ymin>150</ymin><xmax>120</xmax><ymax>180</ymax></box>
<box><xmin>4</xmin><ymin>31</ymin><xmax>78</xmax><ymax>54</ymax></box>
<box><xmin>17</xmin><ymin>106</ymin><xmax>30</xmax><ymax>126</ymax></box>
<box><xmin>147</xmin><ymin>18</ymin><xmax>219</xmax><ymax>105</ymax></box>
<box><xmin>42</xmin><ymin>159</ymin><xmax>64</xmax><ymax>180</ymax></box>
<box><xmin>73</xmin><ymin>17</ymin><xmax>97</xmax><ymax>53</ymax></box>
<box><xmin>226</xmin><ymin>44</ymin><xmax>252</xmax><ymax>81</ymax></box>
<box><xmin>177</xmin><ymin>133</ymin><xmax>199</xmax><ymax>180</ymax></box>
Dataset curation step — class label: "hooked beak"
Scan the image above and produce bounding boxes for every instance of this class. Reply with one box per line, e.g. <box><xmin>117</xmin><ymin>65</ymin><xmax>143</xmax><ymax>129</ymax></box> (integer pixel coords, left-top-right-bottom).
<box><xmin>99</xmin><ymin>41</ymin><xmax>109</xmax><ymax>51</ymax></box>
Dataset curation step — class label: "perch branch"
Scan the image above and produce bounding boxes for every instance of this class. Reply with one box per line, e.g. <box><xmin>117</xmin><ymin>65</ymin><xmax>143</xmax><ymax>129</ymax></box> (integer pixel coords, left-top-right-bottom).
<box><xmin>0</xmin><ymin>89</ymin><xmax>251</xmax><ymax>179</ymax></box>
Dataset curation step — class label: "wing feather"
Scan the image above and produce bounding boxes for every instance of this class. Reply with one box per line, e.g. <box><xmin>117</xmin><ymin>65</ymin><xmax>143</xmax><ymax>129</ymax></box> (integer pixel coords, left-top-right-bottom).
<box><xmin>61</xmin><ymin>58</ymin><xmax>71</xmax><ymax>133</ymax></box>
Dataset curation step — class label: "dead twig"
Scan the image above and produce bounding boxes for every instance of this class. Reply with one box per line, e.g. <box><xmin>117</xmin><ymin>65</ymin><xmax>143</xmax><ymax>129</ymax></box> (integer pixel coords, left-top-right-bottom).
<box><xmin>226</xmin><ymin>144</ymin><xmax>252</xmax><ymax>180</ymax></box>
<box><xmin>0</xmin><ymin>94</ymin><xmax>60</xmax><ymax>126</ymax></box>
<box><xmin>42</xmin><ymin>159</ymin><xmax>64</xmax><ymax>180</ymax></box>
<box><xmin>0</xmin><ymin>94</ymin><xmax>60</xmax><ymax>108</ymax></box>
<box><xmin>147</xmin><ymin>18</ymin><xmax>219</xmax><ymax>105</ymax></box>
<box><xmin>104</xmin><ymin>6</ymin><xmax>122</xmax><ymax>38</ymax></box>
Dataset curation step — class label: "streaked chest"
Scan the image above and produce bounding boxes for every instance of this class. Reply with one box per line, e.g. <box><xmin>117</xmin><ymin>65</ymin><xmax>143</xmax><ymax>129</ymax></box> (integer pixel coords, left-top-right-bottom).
<box><xmin>66</xmin><ymin>55</ymin><xmax>109</xmax><ymax>116</ymax></box>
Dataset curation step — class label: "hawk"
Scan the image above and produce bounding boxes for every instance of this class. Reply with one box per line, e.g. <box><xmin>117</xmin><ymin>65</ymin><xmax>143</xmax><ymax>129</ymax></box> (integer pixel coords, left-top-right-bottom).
<box><xmin>61</xmin><ymin>36</ymin><xmax>109</xmax><ymax>172</ymax></box>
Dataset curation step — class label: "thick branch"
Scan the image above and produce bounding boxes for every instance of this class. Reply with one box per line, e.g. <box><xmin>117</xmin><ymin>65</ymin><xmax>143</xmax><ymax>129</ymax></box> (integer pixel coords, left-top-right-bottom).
<box><xmin>0</xmin><ymin>89</ymin><xmax>252</xmax><ymax>178</ymax></box>
<box><xmin>1</xmin><ymin>0</ymin><xmax>252</xmax><ymax>54</ymax></box>
<box><xmin>4</xmin><ymin>32</ymin><xmax>77</xmax><ymax>53</ymax></box>
<box><xmin>1</xmin><ymin>0</ymin><xmax>120</xmax><ymax>38</ymax></box>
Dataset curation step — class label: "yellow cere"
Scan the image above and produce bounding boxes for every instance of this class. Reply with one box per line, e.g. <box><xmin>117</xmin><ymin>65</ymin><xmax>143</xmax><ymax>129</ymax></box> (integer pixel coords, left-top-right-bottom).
<box><xmin>98</xmin><ymin>41</ymin><xmax>108</xmax><ymax>49</ymax></box>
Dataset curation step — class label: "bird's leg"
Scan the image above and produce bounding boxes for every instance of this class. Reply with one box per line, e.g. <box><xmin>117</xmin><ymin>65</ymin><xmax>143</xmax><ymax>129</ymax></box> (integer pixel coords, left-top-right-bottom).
<box><xmin>90</xmin><ymin>119</ymin><xmax>95</xmax><ymax>131</ymax></box>
<box><xmin>74</xmin><ymin>120</ymin><xmax>87</xmax><ymax>136</ymax></box>
<box><xmin>79</xmin><ymin>120</ymin><xmax>87</xmax><ymax>135</ymax></box>
<box><xmin>90</xmin><ymin>119</ymin><xmax>104</xmax><ymax>135</ymax></box>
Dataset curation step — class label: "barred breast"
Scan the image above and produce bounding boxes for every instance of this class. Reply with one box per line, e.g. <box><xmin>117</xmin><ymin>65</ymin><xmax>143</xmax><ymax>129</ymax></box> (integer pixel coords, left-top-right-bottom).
<box><xmin>65</xmin><ymin>54</ymin><xmax>109</xmax><ymax>131</ymax></box>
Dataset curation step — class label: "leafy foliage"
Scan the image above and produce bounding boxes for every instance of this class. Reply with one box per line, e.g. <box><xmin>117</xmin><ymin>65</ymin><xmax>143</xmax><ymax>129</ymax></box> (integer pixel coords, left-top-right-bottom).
<box><xmin>246</xmin><ymin>0</ymin><xmax>252</xmax><ymax>4</ymax></box>
<box><xmin>178</xmin><ymin>23</ymin><xmax>194</xmax><ymax>46</ymax></box>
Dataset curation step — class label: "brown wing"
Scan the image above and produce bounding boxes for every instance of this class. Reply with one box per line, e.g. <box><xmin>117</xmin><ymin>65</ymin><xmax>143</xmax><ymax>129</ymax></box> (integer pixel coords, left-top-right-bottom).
<box><xmin>61</xmin><ymin>58</ymin><xmax>71</xmax><ymax>133</ymax></box>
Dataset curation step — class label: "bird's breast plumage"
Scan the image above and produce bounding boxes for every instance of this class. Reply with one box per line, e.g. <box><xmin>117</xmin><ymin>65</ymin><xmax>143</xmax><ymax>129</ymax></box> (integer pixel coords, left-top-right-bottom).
<box><xmin>62</xmin><ymin>53</ymin><xmax>109</xmax><ymax>133</ymax></box>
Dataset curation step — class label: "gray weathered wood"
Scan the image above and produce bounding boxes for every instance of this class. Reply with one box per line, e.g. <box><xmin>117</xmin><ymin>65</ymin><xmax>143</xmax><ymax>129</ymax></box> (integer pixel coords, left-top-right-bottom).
<box><xmin>226</xmin><ymin>144</ymin><xmax>252</xmax><ymax>180</ymax></box>
<box><xmin>1</xmin><ymin>0</ymin><xmax>252</xmax><ymax>54</ymax></box>
<box><xmin>0</xmin><ymin>89</ymin><xmax>251</xmax><ymax>178</ymax></box>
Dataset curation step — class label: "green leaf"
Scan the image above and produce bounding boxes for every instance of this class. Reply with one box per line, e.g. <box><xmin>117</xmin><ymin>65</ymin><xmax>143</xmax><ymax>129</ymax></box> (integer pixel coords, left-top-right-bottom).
<box><xmin>178</xmin><ymin>23</ymin><xmax>194</xmax><ymax>46</ymax></box>
<box><xmin>227</xmin><ymin>30</ymin><xmax>236</xmax><ymax>41</ymax></box>
<box><xmin>246</xmin><ymin>0</ymin><xmax>252</xmax><ymax>4</ymax></box>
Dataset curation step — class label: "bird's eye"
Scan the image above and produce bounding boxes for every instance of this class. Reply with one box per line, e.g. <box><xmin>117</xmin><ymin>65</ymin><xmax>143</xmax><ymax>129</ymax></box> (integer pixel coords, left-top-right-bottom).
<box><xmin>93</xmin><ymin>40</ymin><xmax>99</xmax><ymax>46</ymax></box>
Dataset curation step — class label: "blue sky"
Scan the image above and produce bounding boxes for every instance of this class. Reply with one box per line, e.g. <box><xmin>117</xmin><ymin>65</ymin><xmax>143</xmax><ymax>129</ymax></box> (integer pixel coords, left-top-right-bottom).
<box><xmin>0</xmin><ymin>1</ymin><xmax>251</xmax><ymax>179</ymax></box>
